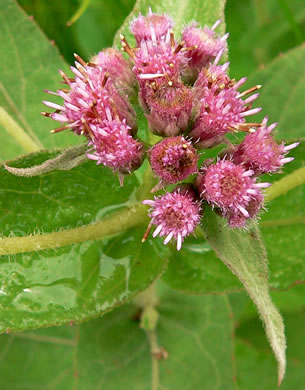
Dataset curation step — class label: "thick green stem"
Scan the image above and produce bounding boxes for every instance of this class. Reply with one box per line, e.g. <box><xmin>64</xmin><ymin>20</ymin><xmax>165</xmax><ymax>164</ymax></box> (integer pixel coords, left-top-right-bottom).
<box><xmin>0</xmin><ymin>107</ymin><xmax>40</xmax><ymax>153</ymax></box>
<box><xmin>265</xmin><ymin>166</ymin><xmax>305</xmax><ymax>202</ymax></box>
<box><xmin>0</xmin><ymin>203</ymin><xmax>148</xmax><ymax>256</ymax></box>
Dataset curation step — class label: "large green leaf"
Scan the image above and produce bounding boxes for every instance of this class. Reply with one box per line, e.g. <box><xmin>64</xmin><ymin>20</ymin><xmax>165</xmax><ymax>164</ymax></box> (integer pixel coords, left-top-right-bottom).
<box><xmin>0</xmin><ymin>150</ymin><xmax>168</xmax><ymax>332</ymax></box>
<box><xmin>114</xmin><ymin>0</ymin><xmax>226</xmax><ymax>47</ymax></box>
<box><xmin>201</xmin><ymin>208</ymin><xmax>286</xmax><ymax>385</ymax></box>
<box><xmin>226</xmin><ymin>0</ymin><xmax>305</xmax><ymax>79</ymax></box>
<box><xmin>245</xmin><ymin>45</ymin><xmax>305</xmax><ymax>140</ymax></box>
<box><xmin>0</xmin><ymin>0</ymin><xmax>80</xmax><ymax>161</ymax></box>
<box><xmin>0</xmin><ymin>289</ymin><xmax>235</xmax><ymax>390</ymax></box>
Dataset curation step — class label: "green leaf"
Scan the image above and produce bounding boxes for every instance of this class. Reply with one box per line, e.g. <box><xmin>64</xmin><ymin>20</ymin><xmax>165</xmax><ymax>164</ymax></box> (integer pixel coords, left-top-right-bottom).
<box><xmin>261</xmin><ymin>141</ymin><xmax>305</xmax><ymax>289</ymax></box>
<box><xmin>0</xmin><ymin>289</ymin><xmax>235</xmax><ymax>389</ymax></box>
<box><xmin>0</xmin><ymin>150</ymin><xmax>168</xmax><ymax>332</ymax></box>
<box><xmin>162</xmin><ymin>236</ymin><xmax>241</xmax><ymax>294</ymax></box>
<box><xmin>201</xmin><ymin>208</ymin><xmax>286</xmax><ymax>385</ymax></box>
<box><xmin>235</xmin><ymin>302</ymin><xmax>305</xmax><ymax>389</ymax></box>
<box><xmin>226</xmin><ymin>0</ymin><xmax>305</xmax><ymax>79</ymax></box>
<box><xmin>114</xmin><ymin>0</ymin><xmax>226</xmax><ymax>47</ymax></box>
<box><xmin>245</xmin><ymin>45</ymin><xmax>305</xmax><ymax>140</ymax></box>
<box><xmin>0</xmin><ymin>0</ymin><xmax>80</xmax><ymax>161</ymax></box>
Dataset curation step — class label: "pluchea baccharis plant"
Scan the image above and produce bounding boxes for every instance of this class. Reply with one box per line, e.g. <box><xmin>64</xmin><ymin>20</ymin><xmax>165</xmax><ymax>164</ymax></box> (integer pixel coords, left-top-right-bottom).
<box><xmin>42</xmin><ymin>8</ymin><xmax>298</xmax><ymax>250</ymax></box>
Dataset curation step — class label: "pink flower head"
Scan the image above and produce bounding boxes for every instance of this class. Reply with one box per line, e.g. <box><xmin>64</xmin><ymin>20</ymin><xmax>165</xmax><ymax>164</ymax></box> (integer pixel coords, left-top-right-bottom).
<box><xmin>194</xmin><ymin>61</ymin><xmax>231</xmax><ymax>99</ymax></box>
<box><xmin>182</xmin><ymin>20</ymin><xmax>228</xmax><ymax>76</ymax></box>
<box><xmin>92</xmin><ymin>48</ymin><xmax>136</xmax><ymax>96</ymax></box>
<box><xmin>130</xmin><ymin>9</ymin><xmax>173</xmax><ymax>45</ymax></box>
<box><xmin>197</xmin><ymin>159</ymin><xmax>269</xmax><ymax>225</ymax></box>
<box><xmin>189</xmin><ymin>85</ymin><xmax>261</xmax><ymax>149</ymax></box>
<box><xmin>227</xmin><ymin>191</ymin><xmax>264</xmax><ymax>228</ymax></box>
<box><xmin>133</xmin><ymin>36</ymin><xmax>186</xmax><ymax>93</ymax></box>
<box><xmin>143</xmin><ymin>185</ymin><xmax>201</xmax><ymax>250</ymax></box>
<box><xmin>87</xmin><ymin>118</ymin><xmax>145</xmax><ymax>176</ymax></box>
<box><xmin>145</xmin><ymin>82</ymin><xmax>193</xmax><ymax>136</ymax></box>
<box><xmin>42</xmin><ymin>54</ymin><xmax>136</xmax><ymax>135</ymax></box>
<box><xmin>149</xmin><ymin>136</ymin><xmax>198</xmax><ymax>184</ymax></box>
<box><xmin>232</xmin><ymin>118</ymin><xmax>299</xmax><ymax>175</ymax></box>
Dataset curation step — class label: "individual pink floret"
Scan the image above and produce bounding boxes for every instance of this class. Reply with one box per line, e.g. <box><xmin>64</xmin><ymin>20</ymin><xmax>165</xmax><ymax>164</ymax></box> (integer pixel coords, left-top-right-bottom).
<box><xmin>149</xmin><ymin>136</ymin><xmax>198</xmax><ymax>184</ymax></box>
<box><xmin>143</xmin><ymin>186</ymin><xmax>201</xmax><ymax>250</ymax></box>
<box><xmin>232</xmin><ymin>118</ymin><xmax>299</xmax><ymax>174</ymax></box>
<box><xmin>197</xmin><ymin>160</ymin><xmax>269</xmax><ymax>226</ymax></box>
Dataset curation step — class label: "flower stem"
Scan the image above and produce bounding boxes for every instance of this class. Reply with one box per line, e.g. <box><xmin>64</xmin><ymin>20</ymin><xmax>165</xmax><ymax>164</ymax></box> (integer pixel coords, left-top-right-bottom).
<box><xmin>0</xmin><ymin>203</ymin><xmax>148</xmax><ymax>256</ymax></box>
<box><xmin>0</xmin><ymin>107</ymin><xmax>40</xmax><ymax>153</ymax></box>
<box><xmin>265</xmin><ymin>166</ymin><xmax>305</xmax><ymax>202</ymax></box>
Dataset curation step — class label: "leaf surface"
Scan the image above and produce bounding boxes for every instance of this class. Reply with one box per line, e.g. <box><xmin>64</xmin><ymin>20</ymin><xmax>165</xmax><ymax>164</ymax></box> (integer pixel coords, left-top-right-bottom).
<box><xmin>0</xmin><ymin>150</ymin><xmax>168</xmax><ymax>332</ymax></box>
<box><xmin>202</xmin><ymin>208</ymin><xmax>286</xmax><ymax>385</ymax></box>
<box><xmin>0</xmin><ymin>289</ymin><xmax>235</xmax><ymax>390</ymax></box>
<box><xmin>0</xmin><ymin>0</ymin><xmax>80</xmax><ymax>161</ymax></box>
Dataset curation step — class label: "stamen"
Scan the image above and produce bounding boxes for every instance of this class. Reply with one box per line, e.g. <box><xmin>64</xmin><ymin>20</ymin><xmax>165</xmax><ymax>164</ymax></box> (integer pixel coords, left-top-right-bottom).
<box><xmin>237</xmin><ymin>85</ymin><xmax>262</xmax><ymax>98</ymax></box>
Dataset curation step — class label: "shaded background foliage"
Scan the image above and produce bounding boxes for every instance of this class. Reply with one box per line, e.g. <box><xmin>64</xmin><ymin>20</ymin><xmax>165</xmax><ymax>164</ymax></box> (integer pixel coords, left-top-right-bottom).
<box><xmin>0</xmin><ymin>0</ymin><xmax>304</xmax><ymax>389</ymax></box>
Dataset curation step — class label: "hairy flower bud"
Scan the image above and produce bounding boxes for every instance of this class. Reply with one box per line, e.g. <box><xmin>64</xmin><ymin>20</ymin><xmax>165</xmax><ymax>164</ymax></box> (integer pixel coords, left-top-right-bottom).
<box><xmin>232</xmin><ymin>118</ymin><xmax>299</xmax><ymax>175</ymax></box>
<box><xmin>130</xmin><ymin>9</ymin><xmax>173</xmax><ymax>44</ymax></box>
<box><xmin>145</xmin><ymin>82</ymin><xmax>193</xmax><ymax>137</ymax></box>
<box><xmin>92</xmin><ymin>48</ymin><xmax>136</xmax><ymax>97</ymax></box>
<box><xmin>143</xmin><ymin>185</ymin><xmax>201</xmax><ymax>250</ymax></box>
<box><xmin>87</xmin><ymin>118</ymin><xmax>145</xmax><ymax>178</ymax></box>
<box><xmin>149</xmin><ymin>136</ymin><xmax>198</xmax><ymax>184</ymax></box>
<box><xmin>189</xmin><ymin>85</ymin><xmax>261</xmax><ymax>149</ymax></box>
<box><xmin>197</xmin><ymin>159</ymin><xmax>269</xmax><ymax>226</ymax></box>
<box><xmin>42</xmin><ymin>55</ymin><xmax>136</xmax><ymax>135</ymax></box>
<box><xmin>182</xmin><ymin>21</ymin><xmax>228</xmax><ymax>80</ymax></box>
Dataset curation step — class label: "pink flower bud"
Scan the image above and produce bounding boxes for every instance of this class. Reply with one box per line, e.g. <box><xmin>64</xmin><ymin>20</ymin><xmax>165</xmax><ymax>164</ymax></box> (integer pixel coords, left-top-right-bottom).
<box><xmin>92</xmin><ymin>48</ymin><xmax>136</xmax><ymax>97</ymax></box>
<box><xmin>87</xmin><ymin>118</ymin><xmax>145</xmax><ymax>177</ymax></box>
<box><xmin>145</xmin><ymin>82</ymin><xmax>193</xmax><ymax>137</ymax></box>
<box><xmin>149</xmin><ymin>136</ymin><xmax>198</xmax><ymax>184</ymax></box>
<box><xmin>143</xmin><ymin>185</ymin><xmax>202</xmax><ymax>250</ymax></box>
<box><xmin>182</xmin><ymin>21</ymin><xmax>228</xmax><ymax>79</ymax></box>
<box><xmin>189</xmin><ymin>85</ymin><xmax>261</xmax><ymax>149</ymax></box>
<box><xmin>197</xmin><ymin>160</ymin><xmax>267</xmax><ymax>226</ymax></box>
<box><xmin>232</xmin><ymin>119</ymin><xmax>299</xmax><ymax>174</ymax></box>
<box><xmin>130</xmin><ymin>9</ymin><xmax>173</xmax><ymax>45</ymax></box>
<box><xmin>43</xmin><ymin>55</ymin><xmax>137</xmax><ymax>136</ymax></box>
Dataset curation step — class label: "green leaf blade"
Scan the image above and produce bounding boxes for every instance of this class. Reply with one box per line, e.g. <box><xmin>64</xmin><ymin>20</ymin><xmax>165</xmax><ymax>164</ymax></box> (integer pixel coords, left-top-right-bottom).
<box><xmin>202</xmin><ymin>208</ymin><xmax>286</xmax><ymax>385</ymax></box>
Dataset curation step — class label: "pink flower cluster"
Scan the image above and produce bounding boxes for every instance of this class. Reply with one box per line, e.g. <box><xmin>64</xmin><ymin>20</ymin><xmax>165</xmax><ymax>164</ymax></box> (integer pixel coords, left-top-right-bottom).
<box><xmin>42</xmin><ymin>9</ymin><xmax>298</xmax><ymax>250</ymax></box>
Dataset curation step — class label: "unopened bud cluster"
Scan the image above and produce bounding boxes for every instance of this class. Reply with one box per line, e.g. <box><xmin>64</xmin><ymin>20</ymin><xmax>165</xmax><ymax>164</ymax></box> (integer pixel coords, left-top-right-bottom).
<box><xmin>42</xmin><ymin>9</ymin><xmax>298</xmax><ymax>250</ymax></box>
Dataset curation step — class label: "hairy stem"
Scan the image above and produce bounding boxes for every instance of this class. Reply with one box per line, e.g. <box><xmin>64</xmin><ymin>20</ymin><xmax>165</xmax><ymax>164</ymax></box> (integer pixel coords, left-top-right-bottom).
<box><xmin>265</xmin><ymin>166</ymin><xmax>305</xmax><ymax>202</ymax></box>
<box><xmin>0</xmin><ymin>203</ymin><xmax>148</xmax><ymax>256</ymax></box>
<box><xmin>0</xmin><ymin>107</ymin><xmax>41</xmax><ymax>153</ymax></box>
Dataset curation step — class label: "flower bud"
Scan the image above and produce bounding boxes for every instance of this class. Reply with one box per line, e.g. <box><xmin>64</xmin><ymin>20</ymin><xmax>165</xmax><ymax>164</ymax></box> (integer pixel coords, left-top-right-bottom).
<box><xmin>87</xmin><ymin>119</ymin><xmax>145</xmax><ymax>178</ymax></box>
<box><xmin>197</xmin><ymin>159</ymin><xmax>268</xmax><ymax>227</ymax></box>
<box><xmin>145</xmin><ymin>82</ymin><xmax>193</xmax><ymax>137</ymax></box>
<box><xmin>130</xmin><ymin>9</ymin><xmax>173</xmax><ymax>44</ymax></box>
<box><xmin>43</xmin><ymin>55</ymin><xmax>137</xmax><ymax>136</ymax></box>
<box><xmin>189</xmin><ymin>86</ymin><xmax>261</xmax><ymax>149</ymax></box>
<box><xmin>92</xmin><ymin>48</ymin><xmax>136</xmax><ymax>97</ymax></box>
<box><xmin>182</xmin><ymin>21</ymin><xmax>228</xmax><ymax>80</ymax></box>
<box><xmin>143</xmin><ymin>185</ymin><xmax>201</xmax><ymax>250</ymax></box>
<box><xmin>149</xmin><ymin>136</ymin><xmax>198</xmax><ymax>184</ymax></box>
<box><xmin>232</xmin><ymin>118</ymin><xmax>299</xmax><ymax>175</ymax></box>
